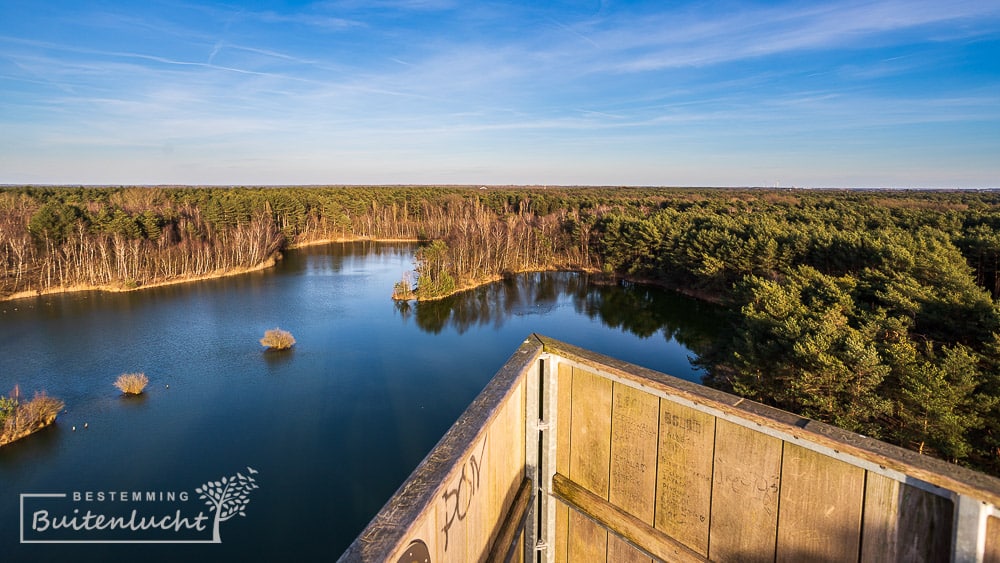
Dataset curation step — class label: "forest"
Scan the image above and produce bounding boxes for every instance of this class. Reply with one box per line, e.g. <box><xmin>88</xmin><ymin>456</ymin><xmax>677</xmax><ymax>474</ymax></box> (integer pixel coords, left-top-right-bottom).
<box><xmin>4</xmin><ymin>185</ymin><xmax>1000</xmax><ymax>475</ymax></box>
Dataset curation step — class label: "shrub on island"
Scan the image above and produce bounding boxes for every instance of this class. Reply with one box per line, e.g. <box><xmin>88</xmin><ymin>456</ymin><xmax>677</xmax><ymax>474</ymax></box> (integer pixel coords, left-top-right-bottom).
<box><xmin>260</xmin><ymin>328</ymin><xmax>295</xmax><ymax>351</ymax></box>
<box><xmin>114</xmin><ymin>372</ymin><xmax>149</xmax><ymax>395</ymax></box>
<box><xmin>0</xmin><ymin>388</ymin><xmax>65</xmax><ymax>446</ymax></box>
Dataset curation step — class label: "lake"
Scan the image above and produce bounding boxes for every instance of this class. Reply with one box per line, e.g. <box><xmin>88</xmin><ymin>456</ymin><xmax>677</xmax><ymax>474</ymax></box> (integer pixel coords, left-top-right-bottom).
<box><xmin>0</xmin><ymin>242</ymin><xmax>725</xmax><ymax>561</ymax></box>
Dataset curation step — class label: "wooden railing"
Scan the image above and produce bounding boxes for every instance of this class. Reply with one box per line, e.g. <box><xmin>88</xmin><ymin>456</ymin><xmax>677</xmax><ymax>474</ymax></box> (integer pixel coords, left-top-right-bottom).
<box><xmin>340</xmin><ymin>334</ymin><xmax>1000</xmax><ymax>562</ymax></box>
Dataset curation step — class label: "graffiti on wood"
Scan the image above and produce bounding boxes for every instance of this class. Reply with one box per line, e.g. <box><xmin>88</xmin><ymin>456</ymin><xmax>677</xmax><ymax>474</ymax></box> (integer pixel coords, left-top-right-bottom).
<box><xmin>440</xmin><ymin>435</ymin><xmax>488</xmax><ymax>551</ymax></box>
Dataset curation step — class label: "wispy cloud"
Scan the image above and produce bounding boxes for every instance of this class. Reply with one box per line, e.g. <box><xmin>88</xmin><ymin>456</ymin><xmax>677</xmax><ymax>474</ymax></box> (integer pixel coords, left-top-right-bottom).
<box><xmin>319</xmin><ymin>0</ymin><xmax>457</xmax><ymax>12</ymax></box>
<box><xmin>245</xmin><ymin>10</ymin><xmax>362</xmax><ymax>31</ymax></box>
<box><xmin>0</xmin><ymin>0</ymin><xmax>997</xmax><ymax>186</ymax></box>
<box><xmin>553</xmin><ymin>0</ymin><xmax>1000</xmax><ymax>73</ymax></box>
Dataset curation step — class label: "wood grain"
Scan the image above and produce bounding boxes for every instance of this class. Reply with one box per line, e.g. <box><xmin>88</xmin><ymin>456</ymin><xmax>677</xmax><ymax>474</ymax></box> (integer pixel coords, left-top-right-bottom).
<box><xmin>709</xmin><ymin>419</ymin><xmax>782</xmax><ymax>563</ymax></box>
<box><xmin>860</xmin><ymin>472</ymin><xmax>953</xmax><ymax>563</ymax></box>
<box><xmin>554</xmin><ymin>362</ymin><xmax>573</xmax><ymax>563</ymax></box>
<box><xmin>608</xmin><ymin>533</ymin><xmax>653</xmax><ymax>563</ymax></box>
<box><xmin>536</xmin><ymin>335</ymin><xmax>1000</xmax><ymax>508</ymax></box>
<box><xmin>609</xmin><ymin>382</ymin><xmax>660</xmax><ymax>523</ymax></box>
<box><xmin>567</xmin><ymin>509</ymin><xmax>608</xmax><ymax>563</ymax></box>
<box><xmin>654</xmin><ymin>399</ymin><xmax>716</xmax><ymax>556</ymax></box>
<box><xmin>569</xmin><ymin>366</ymin><xmax>613</xmax><ymax>497</ymax></box>
<box><xmin>567</xmin><ymin>366</ymin><xmax>613</xmax><ymax>558</ymax></box>
<box><xmin>553</xmin><ymin>472</ymin><xmax>709</xmax><ymax>563</ymax></box>
<box><xmin>485</xmin><ymin>477</ymin><xmax>533</xmax><ymax>563</ymax></box>
<box><xmin>776</xmin><ymin>442</ymin><xmax>865</xmax><ymax>563</ymax></box>
<box><xmin>984</xmin><ymin>516</ymin><xmax>1000</xmax><ymax>563</ymax></box>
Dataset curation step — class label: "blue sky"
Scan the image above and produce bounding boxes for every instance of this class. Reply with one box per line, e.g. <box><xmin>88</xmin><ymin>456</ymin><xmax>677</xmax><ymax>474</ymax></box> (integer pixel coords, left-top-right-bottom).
<box><xmin>1</xmin><ymin>0</ymin><xmax>998</xmax><ymax>187</ymax></box>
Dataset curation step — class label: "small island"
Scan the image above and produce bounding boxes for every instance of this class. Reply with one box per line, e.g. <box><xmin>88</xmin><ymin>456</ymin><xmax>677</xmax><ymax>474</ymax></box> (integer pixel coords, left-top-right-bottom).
<box><xmin>260</xmin><ymin>328</ymin><xmax>296</xmax><ymax>351</ymax></box>
<box><xmin>0</xmin><ymin>387</ymin><xmax>64</xmax><ymax>447</ymax></box>
<box><xmin>114</xmin><ymin>372</ymin><xmax>149</xmax><ymax>395</ymax></box>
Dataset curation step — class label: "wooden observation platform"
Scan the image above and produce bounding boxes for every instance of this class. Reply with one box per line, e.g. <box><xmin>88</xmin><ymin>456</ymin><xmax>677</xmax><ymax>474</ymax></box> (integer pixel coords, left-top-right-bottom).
<box><xmin>340</xmin><ymin>334</ymin><xmax>1000</xmax><ymax>562</ymax></box>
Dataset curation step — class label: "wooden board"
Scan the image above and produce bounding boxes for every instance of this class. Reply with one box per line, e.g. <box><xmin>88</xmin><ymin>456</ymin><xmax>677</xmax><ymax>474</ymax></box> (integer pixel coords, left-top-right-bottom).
<box><xmin>609</xmin><ymin>382</ymin><xmax>660</xmax><ymax>524</ymax></box>
<box><xmin>435</xmin><ymin>432</ymin><xmax>487</xmax><ymax>562</ymax></box>
<box><xmin>553</xmin><ymin>473</ymin><xmax>708</xmax><ymax>563</ymax></box>
<box><xmin>567</xmin><ymin>366</ymin><xmax>613</xmax><ymax>557</ymax></box>
<box><xmin>486</xmin><ymin>477</ymin><xmax>533</xmax><ymax>562</ymax></box>
<box><xmin>428</xmin><ymin>382</ymin><xmax>525</xmax><ymax>562</ymax></box>
<box><xmin>388</xmin><ymin>517</ymin><xmax>437</xmax><ymax>563</ymax></box>
<box><xmin>554</xmin><ymin>363</ymin><xmax>573</xmax><ymax>563</ymax></box>
<box><xmin>554</xmin><ymin>499</ymin><xmax>569</xmax><ymax>563</ymax></box>
<box><xmin>556</xmin><ymin>362</ymin><xmax>573</xmax><ymax>476</ymax></box>
<box><xmin>861</xmin><ymin>472</ymin><xmax>953</xmax><ymax>562</ymax></box>
<box><xmin>536</xmin><ymin>335</ymin><xmax>1000</xmax><ymax>510</ymax></box>
<box><xmin>776</xmin><ymin>442</ymin><xmax>865</xmax><ymax>562</ymax></box>
<box><xmin>984</xmin><ymin>515</ymin><xmax>1000</xmax><ymax>563</ymax></box>
<box><xmin>486</xmin><ymin>381</ymin><xmax>525</xmax><ymax>560</ymax></box>
<box><xmin>709</xmin><ymin>419</ymin><xmax>782</xmax><ymax>563</ymax></box>
<box><xmin>567</xmin><ymin>509</ymin><xmax>608</xmax><ymax>563</ymax></box>
<box><xmin>569</xmin><ymin>366</ymin><xmax>614</xmax><ymax>496</ymax></box>
<box><xmin>654</xmin><ymin>399</ymin><xmax>716</xmax><ymax>555</ymax></box>
<box><xmin>608</xmin><ymin>533</ymin><xmax>653</xmax><ymax>563</ymax></box>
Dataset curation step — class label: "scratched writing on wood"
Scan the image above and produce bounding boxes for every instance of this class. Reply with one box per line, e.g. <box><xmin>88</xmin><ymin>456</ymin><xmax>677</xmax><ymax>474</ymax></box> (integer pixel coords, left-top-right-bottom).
<box><xmin>714</xmin><ymin>464</ymin><xmax>780</xmax><ymax>515</ymax></box>
<box><xmin>440</xmin><ymin>435</ymin><xmax>488</xmax><ymax>551</ymax></box>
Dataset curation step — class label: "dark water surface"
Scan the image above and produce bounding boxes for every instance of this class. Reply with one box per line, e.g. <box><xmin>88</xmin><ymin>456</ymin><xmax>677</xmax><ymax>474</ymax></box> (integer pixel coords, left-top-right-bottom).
<box><xmin>0</xmin><ymin>242</ymin><xmax>724</xmax><ymax>561</ymax></box>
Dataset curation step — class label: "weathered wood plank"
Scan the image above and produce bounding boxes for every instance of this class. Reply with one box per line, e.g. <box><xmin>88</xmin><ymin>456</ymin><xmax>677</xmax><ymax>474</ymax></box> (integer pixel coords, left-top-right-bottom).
<box><xmin>608</xmin><ymin>384</ymin><xmax>657</xmax><ymax>563</ymax></box>
<box><xmin>485</xmin><ymin>477</ymin><xmax>533</xmax><ymax>563</ymax></box>
<box><xmin>553</xmin><ymin>472</ymin><xmax>709</xmax><ymax>563</ymax></box>
<box><xmin>608</xmin><ymin>533</ymin><xmax>653</xmax><ymax>563</ymax></box>
<box><xmin>386</xmin><ymin>516</ymin><xmax>437</xmax><ymax>563</ymax></box>
<box><xmin>568</xmin><ymin>508</ymin><xmax>608</xmax><ymax>563</ymax></box>
<box><xmin>554</xmin><ymin>361</ymin><xmax>573</xmax><ymax>563</ymax></box>
<box><xmin>569</xmin><ymin>366</ymin><xmax>613</xmax><ymax>497</ymax></box>
<box><xmin>709</xmin><ymin>418</ymin><xmax>782</xmax><ymax>563</ymax></box>
<box><xmin>897</xmin><ymin>482</ymin><xmax>951</xmax><ymax>562</ymax></box>
<box><xmin>567</xmin><ymin>366</ymin><xmax>612</xmax><ymax>559</ymax></box>
<box><xmin>654</xmin><ymin>398</ymin><xmax>716</xmax><ymax>556</ymax></box>
<box><xmin>435</xmin><ymin>433</ymin><xmax>487</xmax><ymax>562</ymax></box>
<box><xmin>861</xmin><ymin>472</ymin><xmax>953</xmax><ymax>562</ymax></box>
<box><xmin>776</xmin><ymin>442</ymin><xmax>865</xmax><ymax>563</ymax></box>
<box><xmin>485</xmin><ymin>380</ymin><xmax>525</xmax><ymax>560</ymax></box>
<box><xmin>556</xmin><ymin>361</ymin><xmax>573</xmax><ymax>476</ymax></box>
<box><xmin>554</xmin><ymin>499</ymin><xmax>569</xmax><ymax>563</ymax></box>
<box><xmin>860</xmin><ymin>471</ymin><xmax>898</xmax><ymax>563</ymax></box>
<box><xmin>609</xmin><ymin>382</ymin><xmax>660</xmax><ymax>523</ymax></box>
<box><xmin>984</xmin><ymin>516</ymin><xmax>1000</xmax><ymax>563</ymax></box>
<box><xmin>535</xmin><ymin>335</ymin><xmax>1000</xmax><ymax>508</ymax></box>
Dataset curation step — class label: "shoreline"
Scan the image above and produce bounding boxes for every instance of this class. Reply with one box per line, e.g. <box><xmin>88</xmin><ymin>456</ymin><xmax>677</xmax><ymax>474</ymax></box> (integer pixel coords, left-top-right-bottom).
<box><xmin>393</xmin><ymin>265</ymin><xmax>597</xmax><ymax>303</ymax></box>
<box><xmin>394</xmin><ymin>267</ymin><xmax>728</xmax><ymax>304</ymax></box>
<box><xmin>0</xmin><ymin>236</ymin><xmax>421</xmax><ymax>304</ymax></box>
<box><xmin>2</xmin><ymin>236</ymin><xmax>725</xmax><ymax>307</ymax></box>
<box><xmin>1</xmin><ymin>258</ymin><xmax>278</xmax><ymax>303</ymax></box>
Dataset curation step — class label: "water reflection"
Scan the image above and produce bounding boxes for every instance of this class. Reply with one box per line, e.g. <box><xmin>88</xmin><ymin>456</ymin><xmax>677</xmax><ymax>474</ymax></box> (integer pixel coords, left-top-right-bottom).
<box><xmin>262</xmin><ymin>349</ymin><xmax>295</xmax><ymax>370</ymax></box>
<box><xmin>0</xmin><ymin>243</ymin><xmax>726</xmax><ymax>561</ymax></box>
<box><xmin>400</xmin><ymin>272</ymin><xmax>727</xmax><ymax>359</ymax></box>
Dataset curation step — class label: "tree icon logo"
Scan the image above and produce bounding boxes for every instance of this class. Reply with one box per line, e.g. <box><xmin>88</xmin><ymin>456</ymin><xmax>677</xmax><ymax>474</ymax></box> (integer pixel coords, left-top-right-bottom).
<box><xmin>195</xmin><ymin>466</ymin><xmax>260</xmax><ymax>543</ymax></box>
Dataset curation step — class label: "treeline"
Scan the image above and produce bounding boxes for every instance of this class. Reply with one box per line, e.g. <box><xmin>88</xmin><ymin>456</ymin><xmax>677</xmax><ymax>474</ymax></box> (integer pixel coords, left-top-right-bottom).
<box><xmin>401</xmin><ymin>187</ymin><xmax>1000</xmax><ymax>475</ymax></box>
<box><xmin>7</xmin><ymin>185</ymin><xmax>1000</xmax><ymax>474</ymax></box>
<box><xmin>0</xmin><ymin>186</ymin><xmax>471</xmax><ymax>298</ymax></box>
<box><xmin>591</xmin><ymin>191</ymin><xmax>1000</xmax><ymax>471</ymax></box>
<box><xmin>393</xmin><ymin>196</ymin><xmax>594</xmax><ymax>298</ymax></box>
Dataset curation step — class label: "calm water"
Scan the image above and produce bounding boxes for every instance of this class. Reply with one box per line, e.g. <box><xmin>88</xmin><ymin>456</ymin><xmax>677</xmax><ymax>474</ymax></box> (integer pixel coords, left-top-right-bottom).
<box><xmin>0</xmin><ymin>242</ymin><xmax>724</xmax><ymax>561</ymax></box>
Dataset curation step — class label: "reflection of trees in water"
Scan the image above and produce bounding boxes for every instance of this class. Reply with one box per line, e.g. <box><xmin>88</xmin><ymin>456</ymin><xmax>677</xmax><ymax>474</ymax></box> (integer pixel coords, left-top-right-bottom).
<box><xmin>399</xmin><ymin>273</ymin><xmax>572</xmax><ymax>335</ymax></box>
<box><xmin>570</xmin><ymin>280</ymin><xmax>730</xmax><ymax>360</ymax></box>
<box><xmin>283</xmin><ymin>241</ymin><xmax>414</xmax><ymax>275</ymax></box>
<box><xmin>399</xmin><ymin>273</ymin><xmax>729</xmax><ymax>359</ymax></box>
